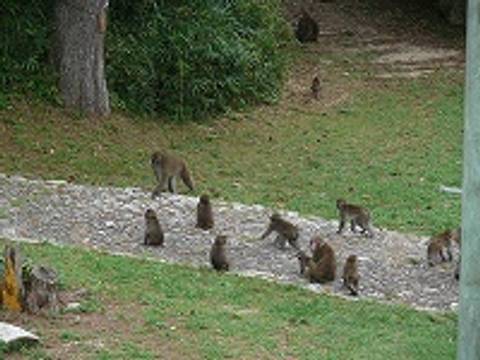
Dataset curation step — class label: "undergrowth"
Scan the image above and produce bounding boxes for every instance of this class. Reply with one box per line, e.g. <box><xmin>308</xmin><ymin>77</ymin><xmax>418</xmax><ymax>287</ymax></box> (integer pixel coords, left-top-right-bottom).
<box><xmin>0</xmin><ymin>240</ymin><xmax>458</xmax><ymax>359</ymax></box>
<box><xmin>0</xmin><ymin>0</ymin><xmax>290</xmax><ymax>121</ymax></box>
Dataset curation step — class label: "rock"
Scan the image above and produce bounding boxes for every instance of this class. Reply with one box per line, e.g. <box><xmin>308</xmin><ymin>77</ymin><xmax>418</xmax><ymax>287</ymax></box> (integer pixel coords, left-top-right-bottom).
<box><xmin>65</xmin><ymin>302</ymin><xmax>82</xmax><ymax>311</ymax></box>
<box><xmin>0</xmin><ymin>322</ymin><xmax>39</xmax><ymax>344</ymax></box>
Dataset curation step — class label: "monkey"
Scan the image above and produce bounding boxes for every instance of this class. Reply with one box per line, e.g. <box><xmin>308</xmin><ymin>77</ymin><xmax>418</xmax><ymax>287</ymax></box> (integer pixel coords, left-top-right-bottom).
<box><xmin>342</xmin><ymin>255</ymin><xmax>359</xmax><ymax>296</ymax></box>
<box><xmin>196</xmin><ymin>194</ymin><xmax>214</xmax><ymax>230</ymax></box>
<box><xmin>261</xmin><ymin>213</ymin><xmax>299</xmax><ymax>250</ymax></box>
<box><xmin>451</xmin><ymin>227</ymin><xmax>461</xmax><ymax>246</ymax></box>
<box><xmin>297</xmin><ymin>250</ymin><xmax>311</xmax><ymax>275</ymax></box>
<box><xmin>309</xmin><ymin>236</ymin><xmax>334</xmax><ymax>263</ymax></box>
<box><xmin>295</xmin><ymin>8</ymin><xmax>319</xmax><ymax>43</ymax></box>
<box><xmin>210</xmin><ymin>235</ymin><xmax>230</xmax><ymax>272</ymax></box>
<box><xmin>151</xmin><ymin>151</ymin><xmax>194</xmax><ymax>198</ymax></box>
<box><xmin>144</xmin><ymin>208</ymin><xmax>164</xmax><ymax>246</ymax></box>
<box><xmin>311</xmin><ymin>76</ymin><xmax>320</xmax><ymax>99</ymax></box>
<box><xmin>426</xmin><ymin>229</ymin><xmax>455</xmax><ymax>266</ymax></box>
<box><xmin>304</xmin><ymin>236</ymin><xmax>336</xmax><ymax>283</ymax></box>
<box><xmin>336</xmin><ymin>199</ymin><xmax>374</xmax><ymax>238</ymax></box>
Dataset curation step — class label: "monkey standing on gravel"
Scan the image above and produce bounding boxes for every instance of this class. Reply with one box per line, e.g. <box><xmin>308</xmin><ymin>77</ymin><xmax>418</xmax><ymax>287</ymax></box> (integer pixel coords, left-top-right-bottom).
<box><xmin>151</xmin><ymin>151</ymin><xmax>194</xmax><ymax>198</ymax></box>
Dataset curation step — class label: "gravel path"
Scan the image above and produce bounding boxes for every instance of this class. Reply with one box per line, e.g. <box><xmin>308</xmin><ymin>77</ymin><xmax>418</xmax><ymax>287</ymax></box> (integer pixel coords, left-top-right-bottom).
<box><xmin>0</xmin><ymin>174</ymin><xmax>459</xmax><ymax>311</ymax></box>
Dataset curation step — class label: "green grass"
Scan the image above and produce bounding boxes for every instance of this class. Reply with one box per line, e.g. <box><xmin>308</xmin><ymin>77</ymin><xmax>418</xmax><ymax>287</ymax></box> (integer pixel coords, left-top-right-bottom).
<box><xmin>0</xmin><ymin>68</ymin><xmax>463</xmax><ymax>235</ymax></box>
<box><xmin>0</xmin><ymin>240</ymin><xmax>457</xmax><ymax>359</ymax></box>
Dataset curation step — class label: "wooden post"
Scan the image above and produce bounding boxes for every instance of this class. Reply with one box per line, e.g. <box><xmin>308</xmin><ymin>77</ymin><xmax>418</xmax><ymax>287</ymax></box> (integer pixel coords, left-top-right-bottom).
<box><xmin>457</xmin><ymin>0</ymin><xmax>480</xmax><ymax>358</ymax></box>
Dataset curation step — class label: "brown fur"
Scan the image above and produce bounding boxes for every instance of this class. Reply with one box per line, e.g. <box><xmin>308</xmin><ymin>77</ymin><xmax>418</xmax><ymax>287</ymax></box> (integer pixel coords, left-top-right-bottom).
<box><xmin>342</xmin><ymin>255</ymin><xmax>359</xmax><ymax>296</ymax></box>
<box><xmin>144</xmin><ymin>208</ymin><xmax>164</xmax><ymax>246</ymax></box>
<box><xmin>427</xmin><ymin>229</ymin><xmax>455</xmax><ymax>266</ymax></box>
<box><xmin>151</xmin><ymin>151</ymin><xmax>194</xmax><ymax>198</ymax></box>
<box><xmin>196</xmin><ymin>194</ymin><xmax>214</xmax><ymax>230</ymax></box>
<box><xmin>210</xmin><ymin>235</ymin><xmax>230</xmax><ymax>272</ymax></box>
<box><xmin>309</xmin><ymin>236</ymin><xmax>326</xmax><ymax>263</ymax></box>
<box><xmin>451</xmin><ymin>227</ymin><xmax>461</xmax><ymax>246</ymax></box>
<box><xmin>261</xmin><ymin>213</ymin><xmax>299</xmax><ymax>250</ymax></box>
<box><xmin>311</xmin><ymin>76</ymin><xmax>320</xmax><ymax>99</ymax></box>
<box><xmin>305</xmin><ymin>237</ymin><xmax>336</xmax><ymax>283</ymax></box>
<box><xmin>336</xmin><ymin>199</ymin><xmax>374</xmax><ymax>238</ymax></box>
<box><xmin>295</xmin><ymin>9</ymin><xmax>319</xmax><ymax>43</ymax></box>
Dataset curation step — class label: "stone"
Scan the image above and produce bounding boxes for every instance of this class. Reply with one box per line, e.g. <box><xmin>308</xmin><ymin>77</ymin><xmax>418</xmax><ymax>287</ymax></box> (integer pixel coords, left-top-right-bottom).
<box><xmin>0</xmin><ymin>322</ymin><xmax>39</xmax><ymax>344</ymax></box>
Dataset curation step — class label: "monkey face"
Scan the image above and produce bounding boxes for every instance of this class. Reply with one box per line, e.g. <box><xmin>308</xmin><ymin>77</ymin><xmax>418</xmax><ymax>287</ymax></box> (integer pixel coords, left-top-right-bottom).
<box><xmin>145</xmin><ymin>208</ymin><xmax>156</xmax><ymax>219</ymax></box>
<box><xmin>336</xmin><ymin>199</ymin><xmax>346</xmax><ymax>209</ymax></box>
<box><xmin>309</xmin><ymin>236</ymin><xmax>324</xmax><ymax>251</ymax></box>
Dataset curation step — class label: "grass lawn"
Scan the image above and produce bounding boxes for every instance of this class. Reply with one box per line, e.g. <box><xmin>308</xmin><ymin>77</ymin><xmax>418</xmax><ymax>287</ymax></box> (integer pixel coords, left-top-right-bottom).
<box><xmin>0</xmin><ymin>240</ymin><xmax>457</xmax><ymax>359</ymax></box>
<box><xmin>0</xmin><ymin>67</ymin><xmax>464</xmax><ymax>235</ymax></box>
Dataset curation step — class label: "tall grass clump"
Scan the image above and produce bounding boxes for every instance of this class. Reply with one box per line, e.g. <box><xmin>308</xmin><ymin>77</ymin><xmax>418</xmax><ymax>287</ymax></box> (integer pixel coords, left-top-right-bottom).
<box><xmin>108</xmin><ymin>0</ymin><xmax>291</xmax><ymax>121</ymax></box>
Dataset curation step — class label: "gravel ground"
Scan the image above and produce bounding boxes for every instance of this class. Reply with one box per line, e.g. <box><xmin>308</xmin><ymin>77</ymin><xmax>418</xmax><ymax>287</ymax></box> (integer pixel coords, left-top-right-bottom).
<box><xmin>0</xmin><ymin>174</ymin><xmax>459</xmax><ymax>311</ymax></box>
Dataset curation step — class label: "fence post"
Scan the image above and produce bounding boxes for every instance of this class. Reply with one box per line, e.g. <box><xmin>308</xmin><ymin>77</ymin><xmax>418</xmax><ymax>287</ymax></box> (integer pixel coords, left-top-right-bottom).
<box><xmin>458</xmin><ymin>0</ymin><xmax>480</xmax><ymax>358</ymax></box>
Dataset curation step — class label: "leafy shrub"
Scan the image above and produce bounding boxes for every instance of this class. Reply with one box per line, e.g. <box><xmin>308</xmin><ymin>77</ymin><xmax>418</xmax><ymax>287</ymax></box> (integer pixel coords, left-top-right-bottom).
<box><xmin>0</xmin><ymin>0</ymin><xmax>57</xmax><ymax>101</ymax></box>
<box><xmin>108</xmin><ymin>0</ymin><xmax>291</xmax><ymax>120</ymax></box>
<box><xmin>1</xmin><ymin>0</ymin><xmax>291</xmax><ymax>121</ymax></box>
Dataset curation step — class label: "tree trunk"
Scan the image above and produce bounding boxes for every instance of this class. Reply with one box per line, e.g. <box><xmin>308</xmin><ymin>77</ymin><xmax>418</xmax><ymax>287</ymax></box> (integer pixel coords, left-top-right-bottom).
<box><xmin>1</xmin><ymin>245</ymin><xmax>24</xmax><ymax>312</ymax></box>
<box><xmin>24</xmin><ymin>265</ymin><xmax>60</xmax><ymax>314</ymax></box>
<box><xmin>55</xmin><ymin>0</ymin><xmax>110</xmax><ymax>116</ymax></box>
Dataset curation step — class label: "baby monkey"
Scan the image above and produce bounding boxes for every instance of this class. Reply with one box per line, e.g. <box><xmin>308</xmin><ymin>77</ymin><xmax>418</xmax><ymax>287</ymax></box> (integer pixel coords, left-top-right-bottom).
<box><xmin>196</xmin><ymin>194</ymin><xmax>214</xmax><ymax>230</ymax></box>
<box><xmin>144</xmin><ymin>208</ymin><xmax>164</xmax><ymax>246</ymax></box>
<box><xmin>342</xmin><ymin>255</ymin><xmax>359</xmax><ymax>296</ymax></box>
<box><xmin>336</xmin><ymin>199</ymin><xmax>374</xmax><ymax>238</ymax></box>
<box><xmin>151</xmin><ymin>151</ymin><xmax>194</xmax><ymax>198</ymax></box>
<box><xmin>427</xmin><ymin>229</ymin><xmax>456</xmax><ymax>266</ymax></box>
<box><xmin>210</xmin><ymin>235</ymin><xmax>230</xmax><ymax>272</ymax></box>
<box><xmin>261</xmin><ymin>213</ymin><xmax>299</xmax><ymax>250</ymax></box>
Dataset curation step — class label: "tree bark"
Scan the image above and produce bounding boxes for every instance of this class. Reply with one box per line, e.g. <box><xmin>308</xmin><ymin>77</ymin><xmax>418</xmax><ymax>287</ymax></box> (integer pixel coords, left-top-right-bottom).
<box><xmin>55</xmin><ymin>0</ymin><xmax>110</xmax><ymax>116</ymax></box>
<box><xmin>1</xmin><ymin>245</ymin><xmax>24</xmax><ymax>312</ymax></box>
<box><xmin>24</xmin><ymin>265</ymin><xmax>60</xmax><ymax>314</ymax></box>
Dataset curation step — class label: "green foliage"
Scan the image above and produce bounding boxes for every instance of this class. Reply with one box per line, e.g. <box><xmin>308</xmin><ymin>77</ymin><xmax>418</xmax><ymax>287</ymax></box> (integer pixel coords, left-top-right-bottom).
<box><xmin>1</xmin><ymin>0</ymin><xmax>290</xmax><ymax>121</ymax></box>
<box><xmin>0</xmin><ymin>240</ymin><xmax>458</xmax><ymax>359</ymax></box>
<box><xmin>107</xmin><ymin>0</ymin><xmax>291</xmax><ymax>120</ymax></box>
<box><xmin>0</xmin><ymin>0</ymin><xmax>57</xmax><ymax>102</ymax></box>
<box><xmin>0</xmin><ymin>71</ymin><xmax>464</xmax><ymax>234</ymax></box>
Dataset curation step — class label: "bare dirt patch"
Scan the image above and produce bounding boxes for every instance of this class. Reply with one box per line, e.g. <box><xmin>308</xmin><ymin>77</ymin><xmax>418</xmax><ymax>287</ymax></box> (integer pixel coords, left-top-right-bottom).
<box><xmin>282</xmin><ymin>0</ymin><xmax>464</xmax><ymax>105</ymax></box>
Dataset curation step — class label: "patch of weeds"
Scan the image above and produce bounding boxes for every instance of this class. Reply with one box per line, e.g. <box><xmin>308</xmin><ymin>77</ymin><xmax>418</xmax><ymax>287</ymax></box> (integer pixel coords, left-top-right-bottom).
<box><xmin>0</xmin><ymin>207</ymin><xmax>8</xmax><ymax>219</ymax></box>
<box><xmin>59</xmin><ymin>331</ymin><xmax>82</xmax><ymax>342</ymax></box>
<box><xmin>96</xmin><ymin>342</ymin><xmax>156</xmax><ymax>360</ymax></box>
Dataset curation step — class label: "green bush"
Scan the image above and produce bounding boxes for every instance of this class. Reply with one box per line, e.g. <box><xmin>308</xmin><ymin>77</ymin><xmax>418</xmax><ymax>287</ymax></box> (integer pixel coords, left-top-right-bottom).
<box><xmin>1</xmin><ymin>0</ymin><xmax>291</xmax><ymax>121</ymax></box>
<box><xmin>107</xmin><ymin>0</ymin><xmax>291</xmax><ymax>120</ymax></box>
<box><xmin>0</xmin><ymin>0</ymin><xmax>57</xmax><ymax>101</ymax></box>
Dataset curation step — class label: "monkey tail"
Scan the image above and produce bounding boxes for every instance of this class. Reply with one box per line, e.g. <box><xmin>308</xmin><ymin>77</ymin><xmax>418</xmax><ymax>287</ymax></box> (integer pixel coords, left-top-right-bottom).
<box><xmin>180</xmin><ymin>165</ymin><xmax>194</xmax><ymax>191</ymax></box>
